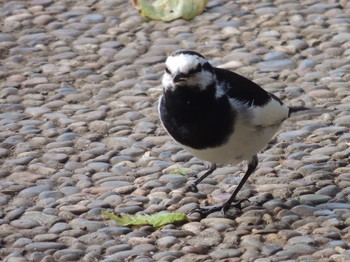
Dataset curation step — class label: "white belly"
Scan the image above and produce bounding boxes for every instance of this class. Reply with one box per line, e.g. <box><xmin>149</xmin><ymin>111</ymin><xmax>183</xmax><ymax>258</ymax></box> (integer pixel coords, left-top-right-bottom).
<box><xmin>182</xmin><ymin>119</ymin><xmax>282</xmax><ymax>165</ymax></box>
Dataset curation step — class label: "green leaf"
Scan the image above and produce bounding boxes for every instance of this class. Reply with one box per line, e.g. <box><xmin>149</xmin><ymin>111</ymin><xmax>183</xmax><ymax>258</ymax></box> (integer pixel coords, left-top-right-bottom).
<box><xmin>101</xmin><ymin>211</ymin><xmax>189</xmax><ymax>228</ymax></box>
<box><xmin>170</xmin><ymin>167</ymin><xmax>190</xmax><ymax>175</ymax></box>
<box><xmin>132</xmin><ymin>0</ymin><xmax>209</xmax><ymax>21</ymax></box>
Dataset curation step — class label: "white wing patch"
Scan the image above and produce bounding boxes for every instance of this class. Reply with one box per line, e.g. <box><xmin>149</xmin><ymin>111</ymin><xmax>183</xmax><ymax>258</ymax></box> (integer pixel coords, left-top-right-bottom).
<box><xmin>249</xmin><ymin>96</ymin><xmax>289</xmax><ymax>128</ymax></box>
<box><xmin>229</xmin><ymin>95</ymin><xmax>289</xmax><ymax>128</ymax></box>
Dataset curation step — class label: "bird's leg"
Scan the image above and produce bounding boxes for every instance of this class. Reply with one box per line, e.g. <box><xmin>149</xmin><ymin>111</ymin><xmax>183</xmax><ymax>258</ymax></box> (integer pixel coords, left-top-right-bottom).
<box><xmin>187</xmin><ymin>163</ymin><xmax>216</xmax><ymax>192</ymax></box>
<box><xmin>191</xmin><ymin>155</ymin><xmax>258</xmax><ymax>218</ymax></box>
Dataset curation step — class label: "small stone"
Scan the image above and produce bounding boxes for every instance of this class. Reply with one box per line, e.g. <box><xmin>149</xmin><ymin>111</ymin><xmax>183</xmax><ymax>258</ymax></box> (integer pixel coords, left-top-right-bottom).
<box><xmin>20</xmin><ymin>211</ymin><xmax>60</xmax><ymax>227</ymax></box>
<box><xmin>210</xmin><ymin>248</ymin><xmax>242</xmax><ymax>259</ymax></box>
<box><xmin>298</xmin><ymin>194</ymin><xmax>332</xmax><ymax>205</ymax></box>
<box><xmin>181</xmin><ymin>244</ymin><xmax>209</xmax><ymax>255</ymax></box>
<box><xmin>278</xmin><ymin>130</ymin><xmax>310</xmax><ymax>142</ymax></box>
<box><xmin>335</xmin><ymin>115</ymin><xmax>350</xmax><ymax>127</ymax></box>
<box><xmin>326</xmin><ymin>240</ymin><xmax>348</xmax><ymax>249</ymax></box>
<box><xmin>25</xmin><ymin>107</ymin><xmax>50</xmax><ymax>117</ymax></box>
<box><xmin>291</xmin><ymin>205</ymin><xmax>317</xmax><ymax>216</ymax></box>
<box><xmin>32</xmin><ymin>0</ymin><xmax>53</xmax><ymax>6</ymax></box>
<box><xmin>152</xmin><ymin>251</ymin><xmax>184</xmax><ymax>261</ymax></box>
<box><xmin>105</xmin><ymin>250</ymin><xmax>143</xmax><ymax>261</ymax></box>
<box><xmin>309</xmin><ymin>89</ymin><xmax>335</xmax><ymax>99</ymax></box>
<box><xmin>302</xmin><ymin>154</ymin><xmax>330</xmax><ymax>163</ymax></box>
<box><xmin>156</xmin><ymin>236</ymin><xmax>180</xmax><ymax>248</ymax></box>
<box><xmin>59</xmin><ymin>204</ymin><xmax>88</xmax><ymax>214</ymax></box>
<box><xmin>42</xmin><ymin>152</ymin><xmax>69</xmax><ymax>163</ymax></box>
<box><xmin>53</xmin><ymin>248</ymin><xmax>84</xmax><ymax>261</ymax></box>
<box><xmin>22</xmin><ymin>77</ymin><xmax>48</xmax><ymax>87</ymax></box>
<box><xmin>33</xmin><ymin>14</ymin><xmax>54</xmax><ymax>25</ymax></box>
<box><xmin>13</xmin><ymin>238</ymin><xmax>33</xmax><ymax>248</ymax></box>
<box><xmin>263</xmin><ymin>52</ymin><xmax>288</xmax><ymax>61</ymax></box>
<box><xmin>10</xmin><ymin>218</ymin><xmax>41</xmax><ymax>229</ymax></box>
<box><xmin>200</xmin><ymin>218</ymin><xmax>236</xmax><ymax>231</ymax></box>
<box><xmin>287</xmin><ymin>243</ymin><xmax>316</xmax><ymax>255</ymax></box>
<box><xmin>87</xmin><ymin>162</ymin><xmax>110</xmax><ymax>171</ymax></box>
<box><xmin>25</xmin><ymin>242</ymin><xmax>67</xmax><ymax>252</ymax></box>
<box><xmin>287</xmin><ymin>236</ymin><xmax>315</xmax><ymax>245</ymax></box>
<box><xmin>79</xmin><ymin>232</ymin><xmax>112</xmax><ymax>245</ymax></box>
<box><xmin>49</xmin><ymin>222</ymin><xmax>71</xmax><ymax>234</ymax></box>
<box><xmin>33</xmin><ymin>233</ymin><xmax>58</xmax><ymax>242</ymax></box>
<box><xmin>69</xmin><ymin>218</ymin><xmax>105</xmax><ymax>232</ymax></box>
<box><xmin>186</xmin><ymin>228</ymin><xmax>222</xmax><ymax>247</ymax></box>
<box><xmin>316</xmin><ymin>185</ymin><xmax>341</xmax><ymax>197</ymax></box>
<box><xmin>81</xmin><ymin>14</ymin><xmax>104</xmax><ymax>24</ymax></box>
<box><xmin>5</xmin><ymin>156</ymin><xmax>35</xmax><ymax>165</ymax></box>
<box><xmin>18</xmin><ymin>185</ymin><xmax>50</xmax><ymax>198</ymax></box>
<box><xmin>257</xmin><ymin>59</ymin><xmax>296</xmax><ymax>71</ymax></box>
<box><xmin>60</xmin><ymin>186</ymin><xmax>80</xmax><ymax>196</ymax></box>
<box><xmin>262</xmin><ymin>244</ymin><xmax>282</xmax><ymax>256</ymax></box>
<box><xmin>317</xmin><ymin>203</ymin><xmax>350</xmax><ymax>210</ymax></box>
<box><xmin>5</xmin><ymin>207</ymin><xmax>26</xmax><ymax>221</ymax></box>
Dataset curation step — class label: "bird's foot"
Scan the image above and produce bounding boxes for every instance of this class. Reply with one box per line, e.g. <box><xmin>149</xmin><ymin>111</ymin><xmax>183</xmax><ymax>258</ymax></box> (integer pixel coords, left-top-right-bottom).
<box><xmin>190</xmin><ymin>199</ymin><xmax>250</xmax><ymax>219</ymax></box>
<box><xmin>185</xmin><ymin>183</ymin><xmax>199</xmax><ymax>192</ymax></box>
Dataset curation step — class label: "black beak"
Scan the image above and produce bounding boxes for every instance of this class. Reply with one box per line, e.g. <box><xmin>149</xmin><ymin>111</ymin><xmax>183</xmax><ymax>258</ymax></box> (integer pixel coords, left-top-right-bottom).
<box><xmin>173</xmin><ymin>71</ymin><xmax>186</xmax><ymax>83</ymax></box>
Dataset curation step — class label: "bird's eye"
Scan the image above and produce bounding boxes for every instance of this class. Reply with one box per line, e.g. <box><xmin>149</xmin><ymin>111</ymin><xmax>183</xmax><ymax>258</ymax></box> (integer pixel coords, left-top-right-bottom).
<box><xmin>165</xmin><ymin>67</ymin><xmax>170</xmax><ymax>74</ymax></box>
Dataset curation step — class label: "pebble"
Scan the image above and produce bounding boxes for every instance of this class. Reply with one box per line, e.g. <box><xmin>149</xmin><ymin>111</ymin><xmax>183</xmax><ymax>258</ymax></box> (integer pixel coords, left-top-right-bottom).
<box><xmin>298</xmin><ymin>194</ymin><xmax>332</xmax><ymax>205</ymax></box>
<box><xmin>69</xmin><ymin>218</ymin><xmax>106</xmax><ymax>232</ymax></box>
<box><xmin>13</xmin><ymin>238</ymin><xmax>33</xmax><ymax>248</ymax></box>
<box><xmin>18</xmin><ymin>185</ymin><xmax>51</xmax><ymax>198</ymax></box>
<box><xmin>152</xmin><ymin>251</ymin><xmax>184</xmax><ymax>261</ymax></box>
<box><xmin>186</xmin><ymin>228</ymin><xmax>222</xmax><ymax>247</ymax></box>
<box><xmin>278</xmin><ymin>130</ymin><xmax>311</xmax><ymax>142</ymax></box>
<box><xmin>53</xmin><ymin>248</ymin><xmax>84</xmax><ymax>261</ymax></box>
<box><xmin>20</xmin><ymin>211</ymin><xmax>60</xmax><ymax>227</ymax></box>
<box><xmin>25</xmin><ymin>242</ymin><xmax>67</xmax><ymax>252</ymax></box>
<box><xmin>257</xmin><ymin>59</ymin><xmax>296</xmax><ymax>71</ymax></box>
<box><xmin>79</xmin><ymin>232</ymin><xmax>112</xmax><ymax>245</ymax></box>
<box><xmin>317</xmin><ymin>203</ymin><xmax>350</xmax><ymax>210</ymax></box>
<box><xmin>156</xmin><ymin>236</ymin><xmax>180</xmax><ymax>248</ymax></box>
<box><xmin>10</xmin><ymin>218</ymin><xmax>41</xmax><ymax>229</ymax></box>
<box><xmin>49</xmin><ymin>222</ymin><xmax>71</xmax><ymax>233</ymax></box>
<box><xmin>210</xmin><ymin>248</ymin><xmax>242</xmax><ymax>259</ymax></box>
<box><xmin>291</xmin><ymin>205</ymin><xmax>318</xmax><ymax>217</ymax></box>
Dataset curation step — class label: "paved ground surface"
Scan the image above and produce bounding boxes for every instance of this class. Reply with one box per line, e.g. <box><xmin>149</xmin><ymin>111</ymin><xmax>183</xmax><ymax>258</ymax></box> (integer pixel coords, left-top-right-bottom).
<box><xmin>1</xmin><ymin>0</ymin><xmax>350</xmax><ymax>261</ymax></box>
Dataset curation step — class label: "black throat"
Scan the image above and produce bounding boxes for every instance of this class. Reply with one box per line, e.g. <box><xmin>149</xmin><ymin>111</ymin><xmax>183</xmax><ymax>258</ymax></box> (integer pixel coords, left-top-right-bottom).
<box><xmin>160</xmin><ymin>83</ymin><xmax>235</xmax><ymax>149</ymax></box>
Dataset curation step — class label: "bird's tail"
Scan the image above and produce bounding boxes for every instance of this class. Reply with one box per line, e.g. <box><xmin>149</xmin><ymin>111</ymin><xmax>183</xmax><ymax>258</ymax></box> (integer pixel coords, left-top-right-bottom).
<box><xmin>288</xmin><ymin>106</ymin><xmax>330</xmax><ymax>117</ymax></box>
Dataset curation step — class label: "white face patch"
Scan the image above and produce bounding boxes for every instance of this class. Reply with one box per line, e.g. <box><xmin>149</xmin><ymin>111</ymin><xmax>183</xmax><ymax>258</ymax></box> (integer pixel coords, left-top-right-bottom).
<box><xmin>162</xmin><ymin>53</ymin><xmax>215</xmax><ymax>91</ymax></box>
<box><xmin>166</xmin><ymin>54</ymin><xmax>207</xmax><ymax>75</ymax></box>
<box><xmin>162</xmin><ymin>71</ymin><xmax>173</xmax><ymax>90</ymax></box>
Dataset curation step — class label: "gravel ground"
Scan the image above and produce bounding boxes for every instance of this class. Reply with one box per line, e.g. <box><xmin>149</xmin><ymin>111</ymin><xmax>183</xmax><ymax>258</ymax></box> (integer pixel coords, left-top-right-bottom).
<box><xmin>1</xmin><ymin>0</ymin><xmax>350</xmax><ymax>261</ymax></box>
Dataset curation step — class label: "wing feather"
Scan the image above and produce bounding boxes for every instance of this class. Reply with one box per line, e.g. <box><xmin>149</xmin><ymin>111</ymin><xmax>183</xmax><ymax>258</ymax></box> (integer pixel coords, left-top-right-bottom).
<box><xmin>214</xmin><ymin>67</ymin><xmax>289</xmax><ymax>128</ymax></box>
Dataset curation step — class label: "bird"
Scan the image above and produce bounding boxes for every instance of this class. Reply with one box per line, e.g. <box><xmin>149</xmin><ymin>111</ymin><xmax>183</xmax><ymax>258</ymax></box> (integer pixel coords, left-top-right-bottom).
<box><xmin>158</xmin><ymin>50</ymin><xmax>307</xmax><ymax>218</ymax></box>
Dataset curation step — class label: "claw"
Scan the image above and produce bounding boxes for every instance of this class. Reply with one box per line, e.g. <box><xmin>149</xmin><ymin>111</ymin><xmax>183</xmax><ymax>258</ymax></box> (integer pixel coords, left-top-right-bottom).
<box><xmin>189</xmin><ymin>206</ymin><xmax>222</xmax><ymax>219</ymax></box>
<box><xmin>221</xmin><ymin>199</ymin><xmax>250</xmax><ymax>217</ymax></box>
<box><xmin>190</xmin><ymin>199</ymin><xmax>250</xmax><ymax>219</ymax></box>
<box><xmin>186</xmin><ymin>183</ymin><xmax>198</xmax><ymax>192</ymax></box>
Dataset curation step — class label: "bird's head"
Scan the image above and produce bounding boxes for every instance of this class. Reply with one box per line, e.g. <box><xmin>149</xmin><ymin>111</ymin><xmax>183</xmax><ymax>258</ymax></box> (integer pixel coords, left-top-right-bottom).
<box><xmin>162</xmin><ymin>50</ymin><xmax>215</xmax><ymax>91</ymax></box>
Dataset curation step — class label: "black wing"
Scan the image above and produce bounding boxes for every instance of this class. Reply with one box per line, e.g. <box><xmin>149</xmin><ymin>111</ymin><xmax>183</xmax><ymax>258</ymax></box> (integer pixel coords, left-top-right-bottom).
<box><xmin>214</xmin><ymin>67</ymin><xmax>276</xmax><ymax>107</ymax></box>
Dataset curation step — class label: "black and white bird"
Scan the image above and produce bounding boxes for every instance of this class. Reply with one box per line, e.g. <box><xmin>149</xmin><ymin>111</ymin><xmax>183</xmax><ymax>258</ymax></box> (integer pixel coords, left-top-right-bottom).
<box><xmin>158</xmin><ymin>50</ymin><xmax>307</xmax><ymax>217</ymax></box>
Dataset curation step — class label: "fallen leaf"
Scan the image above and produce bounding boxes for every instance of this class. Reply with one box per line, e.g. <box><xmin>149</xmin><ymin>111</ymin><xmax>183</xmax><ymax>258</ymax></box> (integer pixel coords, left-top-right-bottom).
<box><xmin>132</xmin><ymin>0</ymin><xmax>209</xmax><ymax>21</ymax></box>
<box><xmin>101</xmin><ymin>210</ymin><xmax>189</xmax><ymax>227</ymax></box>
<box><xmin>170</xmin><ymin>167</ymin><xmax>191</xmax><ymax>175</ymax></box>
